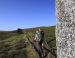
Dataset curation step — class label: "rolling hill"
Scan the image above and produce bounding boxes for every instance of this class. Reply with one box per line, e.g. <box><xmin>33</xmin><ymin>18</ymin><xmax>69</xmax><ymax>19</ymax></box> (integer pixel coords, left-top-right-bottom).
<box><xmin>0</xmin><ymin>26</ymin><xmax>56</xmax><ymax>58</ymax></box>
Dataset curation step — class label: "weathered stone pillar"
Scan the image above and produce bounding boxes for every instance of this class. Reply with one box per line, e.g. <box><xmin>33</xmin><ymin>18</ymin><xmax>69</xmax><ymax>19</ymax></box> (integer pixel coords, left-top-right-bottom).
<box><xmin>56</xmin><ymin>0</ymin><xmax>75</xmax><ymax>58</ymax></box>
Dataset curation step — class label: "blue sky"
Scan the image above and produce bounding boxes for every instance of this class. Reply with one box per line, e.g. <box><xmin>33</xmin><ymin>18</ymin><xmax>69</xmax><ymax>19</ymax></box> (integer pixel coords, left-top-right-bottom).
<box><xmin>0</xmin><ymin>0</ymin><xmax>56</xmax><ymax>30</ymax></box>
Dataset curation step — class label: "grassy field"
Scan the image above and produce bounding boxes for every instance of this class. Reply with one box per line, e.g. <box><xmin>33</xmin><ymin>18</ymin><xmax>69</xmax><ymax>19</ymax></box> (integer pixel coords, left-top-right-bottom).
<box><xmin>0</xmin><ymin>26</ymin><xmax>56</xmax><ymax>58</ymax></box>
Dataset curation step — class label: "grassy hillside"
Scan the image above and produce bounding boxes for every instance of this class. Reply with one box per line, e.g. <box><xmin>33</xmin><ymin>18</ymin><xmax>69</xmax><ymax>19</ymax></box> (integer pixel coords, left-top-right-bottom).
<box><xmin>0</xmin><ymin>26</ymin><xmax>56</xmax><ymax>58</ymax></box>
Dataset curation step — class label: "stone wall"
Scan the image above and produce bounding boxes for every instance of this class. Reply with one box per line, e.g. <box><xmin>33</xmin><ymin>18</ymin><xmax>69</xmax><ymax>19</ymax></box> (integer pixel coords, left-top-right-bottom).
<box><xmin>56</xmin><ymin>0</ymin><xmax>75</xmax><ymax>58</ymax></box>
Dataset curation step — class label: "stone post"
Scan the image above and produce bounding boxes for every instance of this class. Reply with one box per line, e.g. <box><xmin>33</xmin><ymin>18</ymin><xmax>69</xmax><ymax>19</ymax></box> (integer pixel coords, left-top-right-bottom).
<box><xmin>56</xmin><ymin>0</ymin><xmax>75</xmax><ymax>58</ymax></box>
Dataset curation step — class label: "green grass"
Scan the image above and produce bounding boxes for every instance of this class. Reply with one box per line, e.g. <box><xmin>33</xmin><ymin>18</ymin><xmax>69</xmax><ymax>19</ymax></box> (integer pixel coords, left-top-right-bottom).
<box><xmin>0</xmin><ymin>26</ymin><xmax>56</xmax><ymax>58</ymax></box>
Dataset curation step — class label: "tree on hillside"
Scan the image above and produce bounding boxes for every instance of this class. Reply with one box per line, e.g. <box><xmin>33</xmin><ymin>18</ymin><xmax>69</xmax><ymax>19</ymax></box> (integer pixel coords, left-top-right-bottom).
<box><xmin>17</xmin><ymin>28</ymin><xmax>23</xmax><ymax>34</ymax></box>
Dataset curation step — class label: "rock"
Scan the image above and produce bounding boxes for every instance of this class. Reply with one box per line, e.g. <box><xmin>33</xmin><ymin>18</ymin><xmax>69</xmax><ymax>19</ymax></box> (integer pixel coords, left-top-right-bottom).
<box><xmin>56</xmin><ymin>0</ymin><xmax>75</xmax><ymax>58</ymax></box>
